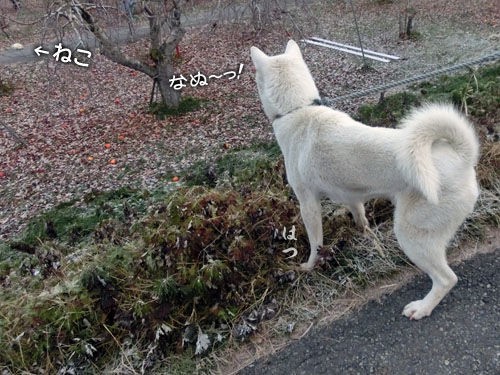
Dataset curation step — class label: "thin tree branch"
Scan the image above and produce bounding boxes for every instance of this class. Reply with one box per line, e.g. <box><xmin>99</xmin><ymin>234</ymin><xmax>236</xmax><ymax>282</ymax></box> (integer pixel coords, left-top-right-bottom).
<box><xmin>0</xmin><ymin>122</ymin><xmax>27</xmax><ymax>146</ymax></box>
<box><xmin>77</xmin><ymin>4</ymin><xmax>156</xmax><ymax>77</ymax></box>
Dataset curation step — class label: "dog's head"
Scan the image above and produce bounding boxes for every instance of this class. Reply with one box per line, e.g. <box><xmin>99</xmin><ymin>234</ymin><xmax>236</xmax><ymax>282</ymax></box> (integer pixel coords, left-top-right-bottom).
<box><xmin>250</xmin><ymin>40</ymin><xmax>320</xmax><ymax>122</ymax></box>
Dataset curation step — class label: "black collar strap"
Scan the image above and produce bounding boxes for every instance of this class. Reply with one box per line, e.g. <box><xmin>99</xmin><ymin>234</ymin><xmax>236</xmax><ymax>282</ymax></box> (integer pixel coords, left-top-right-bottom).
<box><xmin>273</xmin><ymin>98</ymin><xmax>323</xmax><ymax>121</ymax></box>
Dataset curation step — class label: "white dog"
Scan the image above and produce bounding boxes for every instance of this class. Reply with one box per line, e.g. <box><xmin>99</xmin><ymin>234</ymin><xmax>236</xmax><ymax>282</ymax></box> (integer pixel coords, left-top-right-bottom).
<box><xmin>250</xmin><ymin>40</ymin><xmax>480</xmax><ymax>320</ymax></box>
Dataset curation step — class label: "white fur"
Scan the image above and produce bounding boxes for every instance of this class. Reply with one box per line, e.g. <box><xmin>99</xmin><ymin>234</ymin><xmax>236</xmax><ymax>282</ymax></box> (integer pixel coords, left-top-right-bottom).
<box><xmin>250</xmin><ymin>40</ymin><xmax>480</xmax><ymax>320</ymax></box>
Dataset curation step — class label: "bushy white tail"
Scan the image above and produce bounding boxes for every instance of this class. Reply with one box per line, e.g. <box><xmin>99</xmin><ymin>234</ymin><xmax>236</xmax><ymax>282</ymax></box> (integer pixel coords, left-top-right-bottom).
<box><xmin>396</xmin><ymin>104</ymin><xmax>479</xmax><ymax>204</ymax></box>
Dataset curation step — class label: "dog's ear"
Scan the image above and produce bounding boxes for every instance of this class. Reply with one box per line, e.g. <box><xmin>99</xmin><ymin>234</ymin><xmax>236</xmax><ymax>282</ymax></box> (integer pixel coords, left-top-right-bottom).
<box><xmin>285</xmin><ymin>40</ymin><xmax>302</xmax><ymax>57</ymax></box>
<box><xmin>250</xmin><ymin>46</ymin><xmax>268</xmax><ymax>70</ymax></box>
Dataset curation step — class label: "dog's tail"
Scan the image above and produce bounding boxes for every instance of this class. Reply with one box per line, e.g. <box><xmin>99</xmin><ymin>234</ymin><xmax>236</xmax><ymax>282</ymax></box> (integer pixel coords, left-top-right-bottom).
<box><xmin>396</xmin><ymin>103</ymin><xmax>479</xmax><ymax>204</ymax></box>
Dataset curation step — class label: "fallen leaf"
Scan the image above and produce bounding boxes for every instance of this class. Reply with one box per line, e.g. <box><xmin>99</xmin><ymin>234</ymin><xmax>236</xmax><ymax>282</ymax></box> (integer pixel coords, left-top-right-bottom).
<box><xmin>195</xmin><ymin>327</ymin><xmax>210</xmax><ymax>355</ymax></box>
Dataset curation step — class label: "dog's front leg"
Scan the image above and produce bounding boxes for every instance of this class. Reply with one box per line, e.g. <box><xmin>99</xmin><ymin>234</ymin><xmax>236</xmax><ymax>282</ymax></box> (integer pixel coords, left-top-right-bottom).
<box><xmin>296</xmin><ymin>190</ymin><xmax>323</xmax><ymax>271</ymax></box>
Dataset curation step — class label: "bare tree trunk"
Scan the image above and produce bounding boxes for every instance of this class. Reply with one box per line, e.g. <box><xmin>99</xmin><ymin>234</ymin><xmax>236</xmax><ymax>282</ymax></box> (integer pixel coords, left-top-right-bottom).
<box><xmin>77</xmin><ymin>1</ymin><xmax>184</xmax><ymax>109</ymax></box>
<box><xmin>399</xmin><ymin>1</ymin><xmax>417</xmax><ymax>39</ymax></box>
<box><xmin>156</xmin><ymin>62</ymin><xmax>180</xmax><ymax>107</ymax></box>
<box><xmin>406</xmin><ymin>10</ymin><xmax>415</xmax><ymax>36</ymax></box>
<box><xmin>0</xmin><ymin>17</ymin><xmax>9</xmax><ymax>38</ymax></box>
<box><xmin>147</xmin><ymin>1</ymin><xmax>184</xmax><ymax>107</ymax></box>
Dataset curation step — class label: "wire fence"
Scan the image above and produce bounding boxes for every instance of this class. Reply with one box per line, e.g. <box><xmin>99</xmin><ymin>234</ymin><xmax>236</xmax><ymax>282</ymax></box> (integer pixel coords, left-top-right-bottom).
<box><xmin>323</xmin><ymin>51</ymin><xmax>500</xmax><ymax>105</ymax></box>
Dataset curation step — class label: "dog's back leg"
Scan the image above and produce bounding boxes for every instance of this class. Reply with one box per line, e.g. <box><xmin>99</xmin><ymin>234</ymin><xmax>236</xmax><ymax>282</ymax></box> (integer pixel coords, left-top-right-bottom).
<box><xmin>295</xmin><ymin>188</ymin><xmax>323</xmax><ymax>271</ymax></box>
<box><xmin>394</xmin><ymin>222</ymin><xmax>458</xmax><ymax>320</ymax></box>
<box><xmin>348</xmin><ymin>202</ymin><xmax>369</xmax><ymax>231</ymax></box>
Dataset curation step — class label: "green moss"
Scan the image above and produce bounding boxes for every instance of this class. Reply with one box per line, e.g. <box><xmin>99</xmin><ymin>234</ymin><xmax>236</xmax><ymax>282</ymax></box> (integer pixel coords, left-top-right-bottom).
<box><xmin>356</xmin><ymin>92</ymin><xmax>421</xmax><ymax>126</ymax></box>
<box><xmin>0</xmin><ymin>287</ymin><xmax>99</xmax><ymax>370</ymax></box>
<box><xmin>357</xmin><ymin>62</ymin><xmax>500</xmax><ymax>126</ymax></box>
<box><xmin>149</xmin><ymin>47</ymin><xmax>162</xmax><ymax>62</ymax></box>
<box><xmin>0</xmin><ymin>78</ymin><xmax>14</xmax><ymax>96</ymax></box>
<box><xmin>10</xmin><ymin>188</ymin><xmax>149</xmax><ymax>248</ymax></box>
<box><xmin>184</xmin><ymin>141</ymin><xmax>283</xmax><ymax>187</ymax></box>
<box><xmin>149</xmin><ymin>96</ymin><xmax>206</xmax><ymax>119</ymax></box>
<box><xmin>416</xmin><ymin>63</ymin><xmax>500</xmax><ymax>117</ymax></box>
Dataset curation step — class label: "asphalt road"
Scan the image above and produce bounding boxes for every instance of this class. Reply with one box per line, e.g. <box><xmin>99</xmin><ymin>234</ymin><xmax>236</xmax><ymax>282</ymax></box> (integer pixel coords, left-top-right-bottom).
<box><xmin>240</xmin><ymin>249</ymin><xmax>499</xmax><ymax>375</ymax></box>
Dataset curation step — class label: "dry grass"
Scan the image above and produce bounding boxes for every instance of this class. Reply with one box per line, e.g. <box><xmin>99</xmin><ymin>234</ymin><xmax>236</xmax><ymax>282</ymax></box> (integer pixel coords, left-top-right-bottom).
<box><xmin>478</xmin><ymin>142</ymin><xmax>500</xmax><ymax>189</ymax></box>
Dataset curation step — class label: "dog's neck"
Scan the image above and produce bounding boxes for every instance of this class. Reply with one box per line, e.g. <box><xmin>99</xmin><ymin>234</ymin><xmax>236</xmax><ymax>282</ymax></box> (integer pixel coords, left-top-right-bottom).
<box><xmin>273</xmin><ymin>98</ymin><xmax>323</xmax><ymax>121</ymax></box>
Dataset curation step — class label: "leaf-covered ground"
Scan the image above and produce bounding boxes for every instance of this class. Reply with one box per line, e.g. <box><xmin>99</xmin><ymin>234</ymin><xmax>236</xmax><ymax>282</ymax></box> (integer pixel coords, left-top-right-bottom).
<box><xmin>1</xmin><ymin>0</ymin><xmax>499</xmax><ymax>240</ymax></box>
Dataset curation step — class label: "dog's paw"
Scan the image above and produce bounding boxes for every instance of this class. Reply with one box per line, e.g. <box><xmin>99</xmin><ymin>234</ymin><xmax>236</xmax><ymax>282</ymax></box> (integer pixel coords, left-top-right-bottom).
<box><xmin>358</xmin><ymin>219</ymin><xmax>369</xmax><ymax>232</ymax></box>
<box><xmin>299</xmin><ymin>262</ymin><xmax>315</xmax><ymax>272</ymax></box>
<box><xmin>402</xmin><ymin>300</ymin><xmax>432</xmax><ymax>320</ymax></box>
